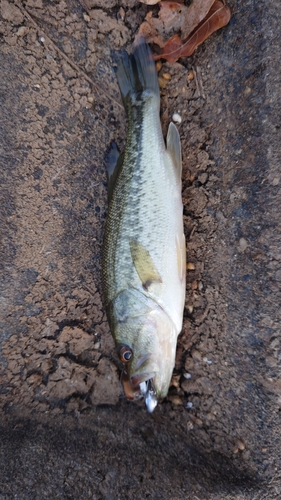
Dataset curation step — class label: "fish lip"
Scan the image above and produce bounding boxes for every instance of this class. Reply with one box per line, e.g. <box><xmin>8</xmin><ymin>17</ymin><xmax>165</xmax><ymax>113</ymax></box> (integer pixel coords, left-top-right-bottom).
<box><xmin>131</xmin><ymin>372</ymin><xmax>156</xmax><ymax>389</ymax></box>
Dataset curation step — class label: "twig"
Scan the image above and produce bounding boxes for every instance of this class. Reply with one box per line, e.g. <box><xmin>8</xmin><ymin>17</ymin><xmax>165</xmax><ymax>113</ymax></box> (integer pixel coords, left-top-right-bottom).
<box><xmin>14</xmin><ymin>0</ymin><xmax>123</xmax><ymax>110</ymax></box>
<box><xmin>192</xmin><ymin>65</ymin><xmax>206</xmax><ymax>100</ymax></box>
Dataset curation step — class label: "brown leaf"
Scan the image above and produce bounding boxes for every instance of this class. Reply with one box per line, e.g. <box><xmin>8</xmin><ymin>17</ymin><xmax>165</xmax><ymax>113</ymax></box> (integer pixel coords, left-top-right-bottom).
<box><xmin>136</xmin><ymin>2</ymin><xmax>186</xmax><ymax>48</ymax></box>
<box><xmin>153</xmin><ymin>33</ymin><xmax>182</xmax><ymax>62</ymax></box>
<box><xmin>154</xmin><ymin>1</ymin><xmax>231</xmax><ymax>63</ymax></box>
<box><xmin>157</xmin><ymin>0</ymin><xmax>214</xmax><ymax>38</ymax></box>
<box><xmin>180</xmin><ymin>0</ymin><xmax>217</xmax><ymax>39</ymax></box>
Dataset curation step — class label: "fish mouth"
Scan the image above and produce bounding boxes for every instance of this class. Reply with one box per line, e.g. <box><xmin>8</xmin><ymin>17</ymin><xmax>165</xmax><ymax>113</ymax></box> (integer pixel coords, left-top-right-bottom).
<box><xmin>121</xmin><ymin>371</ymin><xmax>158</xmax><ymax>413</ymax></box>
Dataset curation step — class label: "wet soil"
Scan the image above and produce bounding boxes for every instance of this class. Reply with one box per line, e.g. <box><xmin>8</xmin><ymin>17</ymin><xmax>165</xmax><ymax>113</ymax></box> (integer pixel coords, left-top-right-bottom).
<box><xmin>0</xmin><ymin>0</ymin><xmax>281</xmax><ymax>498</ymax></box>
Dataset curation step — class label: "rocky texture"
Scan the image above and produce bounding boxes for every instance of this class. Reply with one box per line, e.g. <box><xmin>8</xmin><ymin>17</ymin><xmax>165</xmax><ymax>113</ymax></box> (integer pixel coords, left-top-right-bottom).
<box><xmin>0</xmin><ymin>0</ymin><xmax>281</xmax><ymax>498</ymax></box>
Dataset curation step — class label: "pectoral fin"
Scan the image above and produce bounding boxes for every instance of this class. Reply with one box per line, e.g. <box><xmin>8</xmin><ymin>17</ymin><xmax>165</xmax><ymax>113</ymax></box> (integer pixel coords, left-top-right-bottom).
<box><xmin>130</xmin><ymin>240</ymin><xmax>162</xmax><ymax>290</ymax></box>
<box><xmin>167</xmin><ymin>122</ymin><xmax>182</xmax><ymax>182</ymax></box>
<box><xmin>105</xmin><ymin>142</ymin><xmax>124</xmax><ymax>203</ymax></box>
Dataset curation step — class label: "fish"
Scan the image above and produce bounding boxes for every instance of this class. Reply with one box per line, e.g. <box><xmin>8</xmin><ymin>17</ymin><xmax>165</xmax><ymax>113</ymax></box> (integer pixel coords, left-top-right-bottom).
<box><xmin>102</xmin><ymin>40</ymin><xmax>186</xmax><ymax>412</ymax></box>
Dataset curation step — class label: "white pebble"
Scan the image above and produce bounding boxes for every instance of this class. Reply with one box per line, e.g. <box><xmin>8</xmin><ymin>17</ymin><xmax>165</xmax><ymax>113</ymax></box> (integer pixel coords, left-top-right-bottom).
<box><xmin>16</xmin><ymin>26</ymin><xmax>29</xmax><ymax>37</ymax></box>
<box><xmin>183</xmin><ymin>373</ymin><xmax>192</xmax><ymax>379</ymax></box>
<box><xmin>203</xmin><ymin>357</ymin><xmax>212</xmax><ymax>365</ymax></box>
<box><xmin>186</xmin><ymin>402</ymin><xmax>193</xmax><ymax>409</ymax></box>
<box><xmin>172</xmin><ymin>113</ymin><xmax>182</xmax><ymax>124</ymax></box>
<box><xmin>39</xmin><ymin>36</ymin><xmax>45</xmax><ymax>43</ymax></box>
<box><xmin>239</xmin><ymin>237</ymin><xmax>248</xmax><ymax>252</ymax></box>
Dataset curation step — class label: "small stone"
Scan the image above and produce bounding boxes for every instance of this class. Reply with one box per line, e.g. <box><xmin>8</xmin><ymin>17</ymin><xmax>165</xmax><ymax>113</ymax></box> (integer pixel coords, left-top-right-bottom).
<box><xmin>168</xmin><ymin>395</ymin><xmax>182</xmax><ymax>405</ymax></box>
<box><xmin>186</xmin><ymin>262</ymin><xmax>195</xmax><ymax>270</ymax></box>
<box><xmin>191</xmin><ymin>349</ymin><xmax>201</xmax><ymax>363</ymax></box>
<box><xmin>187</xmin><ymin>70</ymin><xmax>194</xmax><ymax>81</ymax></box>
<box><xmin>158</xmin><ymin>76</ymin><xmax>167</xmax><ymax>89</ymax></box>
<box><xmin>155</xmin><ymin>61</ymin><xmax>162</xmax><ymax>72</ymax></box>
<box><xmin>239</xmin><ymin>237</ymin><xmax>248</xmax><ymax>252</ymax></box>
<box><xmin>206</xmin><ymin>412</ymin><xmax>216</xmax><ymax>421</ymax></box>
<box><xmin>83</xmin><ymin>13</ymin><xmax>90</xmax><ymax>22</ymax></box>
<box><xmin>170</xmin><ymin>375</ymin><xmax>180</xmax><ymax>387</ymax></box>
<box><xmin>193</xmin><ymin>416</ymin><xmax>203</xmax><ymax>426</ymax></box>
<box><xmin>191</xmin><ymin>281</ymin><xmax>197</xmax><ymax>290</ymax></box>
<box><xmin>172</xmin><ymin>113</ymin><xmax>182</xmax><ymax>124</ymax></box>
<box><xmin>16</xmin><ymin>26</ymin><xmax>29</xmax><ymax>37</ymax></box>
<box><xmin>186</xmin><ymin>402</ymin><xmax>193</xmax><ymax>409</ymax></box>
<box><xmin>162</xmin><ymin>72</ymin><xmax>172</xmax><ymax>81</ymax></box>
<box><xmin>87</xmin><ymin>95</ymin><xmax>94</xmax><ymax>103</ymax></box>
<box><xmin>183</xmin><ymin>373</ymin><xmax>192</xmax><ymax>379</ymax></box>
<box><xmin>203</xmin><ymin>356</ymin><xmax>212</xmax><ymax>365</ymax></box>
<box><xmin>236</xmin><ymin>439</ymin><xmax>246</xmax><ymax>451</ymax></box>
<box><xmin>186</xmin><ymin>305</ymin><xmax>193</xmax><ymax>314</ymax></box>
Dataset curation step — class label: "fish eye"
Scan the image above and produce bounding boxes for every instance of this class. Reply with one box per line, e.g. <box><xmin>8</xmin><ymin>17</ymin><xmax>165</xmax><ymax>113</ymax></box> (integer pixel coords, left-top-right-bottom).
<box><xmin>119</xmin><ymin>345</ymin><xmax>133</xmax><ymax>363</ymax></box>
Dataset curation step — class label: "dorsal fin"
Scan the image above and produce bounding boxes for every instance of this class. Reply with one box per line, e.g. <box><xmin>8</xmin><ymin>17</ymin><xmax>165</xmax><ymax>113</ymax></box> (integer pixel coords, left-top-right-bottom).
<box><xmin>166</xmin><ymin>122</ymin><xmax>182</xmax><ymax>181</ymax></box>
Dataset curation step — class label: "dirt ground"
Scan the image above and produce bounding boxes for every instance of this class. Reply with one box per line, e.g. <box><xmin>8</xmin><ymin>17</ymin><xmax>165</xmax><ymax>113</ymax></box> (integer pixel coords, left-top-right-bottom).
<box><xmin>0</xmin><ymin>0</ymin><xmax>281</xmax><ymax>498</ymax></box>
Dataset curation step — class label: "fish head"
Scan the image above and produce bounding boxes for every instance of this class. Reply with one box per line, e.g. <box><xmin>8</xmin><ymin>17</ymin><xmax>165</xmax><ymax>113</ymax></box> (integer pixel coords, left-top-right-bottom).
<box><xmin>115</xmin><ymin>306</ymin><xmax>178</xmax><ymax>412</ymax></box>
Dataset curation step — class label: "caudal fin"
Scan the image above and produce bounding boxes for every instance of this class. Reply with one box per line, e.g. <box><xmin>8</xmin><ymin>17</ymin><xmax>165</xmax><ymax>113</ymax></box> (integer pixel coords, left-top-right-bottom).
<box><xmin>113</xmin><ymin>39</ymin><xmax>160</xmax><ymax>111</ymax></box>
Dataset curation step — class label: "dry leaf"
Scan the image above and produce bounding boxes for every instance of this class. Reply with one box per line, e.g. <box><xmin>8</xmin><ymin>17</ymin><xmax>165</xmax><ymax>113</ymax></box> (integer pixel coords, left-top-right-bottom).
<box><xmin>136</xmin><ymin>0</ymin><xmax>231</xmax><ymax>63</ymax></box>
<box><xmin>156</xmin><ymin>0</ymin><xmax>214</xmax><ymax>36</ymax></box>
<box><xmin>154</xmin><ymin>1</ymin><xmax>231</xmax><ymax>63</ymax></box>
<box><xmin>181</xmin><ymin>0</ymin><xmax>217</xmax><ymax>38</ymax></box>
<box><xmin>136</xmin><ymin>2</ymin><xmax>187</xmax><ymax>47</ymax></box>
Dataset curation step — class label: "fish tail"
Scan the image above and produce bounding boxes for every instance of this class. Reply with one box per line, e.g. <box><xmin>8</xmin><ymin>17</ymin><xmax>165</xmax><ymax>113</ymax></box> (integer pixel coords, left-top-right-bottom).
<box><xmin>113</xmin><ymin>38</ymin><xmax>160</xmax><ymax>111</ymax></box>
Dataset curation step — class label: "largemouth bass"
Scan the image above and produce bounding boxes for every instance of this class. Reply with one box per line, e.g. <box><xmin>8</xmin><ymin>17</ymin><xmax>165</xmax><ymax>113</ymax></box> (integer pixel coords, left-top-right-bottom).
<box><xmin>102</xmin><ymin>40</ymin><xmax>186</xmax><ymax>412</ymax></box>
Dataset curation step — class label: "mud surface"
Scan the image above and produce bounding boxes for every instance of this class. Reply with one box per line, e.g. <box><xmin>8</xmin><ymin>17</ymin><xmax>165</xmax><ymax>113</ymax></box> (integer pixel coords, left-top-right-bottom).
<box><xmin>1</xmin><ymin>0</ymin><xmax>281</xmax><ymax>498</ymax></box>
